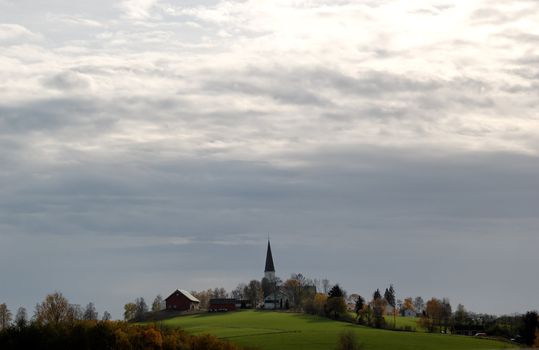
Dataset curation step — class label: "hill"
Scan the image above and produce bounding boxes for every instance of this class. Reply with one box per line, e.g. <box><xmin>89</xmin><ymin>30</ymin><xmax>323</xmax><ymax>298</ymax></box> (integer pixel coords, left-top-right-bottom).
<box><xmin>157</xmin><ymin>310</ymin><xmax>515</xmax><ymax>350</ymax></box>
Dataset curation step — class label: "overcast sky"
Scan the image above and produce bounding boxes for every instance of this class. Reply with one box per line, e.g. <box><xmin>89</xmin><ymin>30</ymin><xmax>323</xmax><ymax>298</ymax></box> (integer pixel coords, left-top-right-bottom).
<box><xmin>1</xmin><ymin>0</ymin><xmax>538</xmax><ymax>319</ymax></box>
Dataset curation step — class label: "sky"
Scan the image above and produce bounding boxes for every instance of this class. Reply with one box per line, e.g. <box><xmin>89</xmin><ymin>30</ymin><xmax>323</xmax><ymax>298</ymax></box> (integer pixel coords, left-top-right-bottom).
<box><xmin>0</xmin><ymin>0</ymin><xmax>538</xmax><ymax>319</ymax></box>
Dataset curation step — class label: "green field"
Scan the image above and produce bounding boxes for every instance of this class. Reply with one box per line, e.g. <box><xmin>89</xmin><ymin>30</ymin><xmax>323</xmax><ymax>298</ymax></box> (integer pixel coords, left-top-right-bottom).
<box><xmin>383</xmin><ymin>315</ymin><xmax>422</xmax><ymax>331</ymax></box>
<box><xmin>158</xmin><ymin>310</ymin><xmax>515</xmax><ymax>350</ymax></box>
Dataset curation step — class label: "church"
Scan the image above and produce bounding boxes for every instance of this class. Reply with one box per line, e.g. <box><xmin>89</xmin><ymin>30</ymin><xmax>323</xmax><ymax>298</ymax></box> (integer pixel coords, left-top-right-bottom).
<box><xmin>263</xmin><ymin>240</ymin><xmax>291</xmax><ymax>310</ymax></box>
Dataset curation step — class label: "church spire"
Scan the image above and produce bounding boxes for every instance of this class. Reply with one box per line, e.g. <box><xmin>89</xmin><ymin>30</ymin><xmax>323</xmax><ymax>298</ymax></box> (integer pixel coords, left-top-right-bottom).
<box><xmin>264</xmin><ymin>240</ymin><xmax>275</xmax><ymax>280</ymax></box>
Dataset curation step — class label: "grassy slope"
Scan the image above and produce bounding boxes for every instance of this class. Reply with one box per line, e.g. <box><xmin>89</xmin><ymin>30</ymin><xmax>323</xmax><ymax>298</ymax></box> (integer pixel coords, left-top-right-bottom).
<box><xmin>159</xmin><ymin>310</ymin><xmax>515</xmax><ymax>350</ymax></box>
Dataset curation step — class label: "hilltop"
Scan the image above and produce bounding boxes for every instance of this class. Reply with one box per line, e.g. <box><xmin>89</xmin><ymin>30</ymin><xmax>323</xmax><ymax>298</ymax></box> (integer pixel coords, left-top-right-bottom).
<box><xmin>156</xmin><ymin>310</ymin><xmax>516</xmax><ymax>350</ymax></box>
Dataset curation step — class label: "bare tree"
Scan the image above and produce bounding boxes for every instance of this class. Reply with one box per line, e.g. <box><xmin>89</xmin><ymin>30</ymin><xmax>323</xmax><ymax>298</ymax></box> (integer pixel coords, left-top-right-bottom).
<box><xmin>232</xmin><ymin>283</ymin><xmax>247</xmax><ymax>299</ymax></box>
<box><xmin>102</xmin><ymin>311</ymin><xmax>111</xmax><ymax>321</ymax></box>
<box><xmin>134</xmin><ymin>297</ymin><xmax>148</xmax><ymax>321</ymax></box>
<box><xmin>14</xmin><ymin>307</ymin><xmax>27</xmax><ymax>328</ymax></box>
<box><xmin>83</xmin><ymin>302</ymin><xmax>98</xmax><ymax>321</ymax></box>
<box><xmin>152</xmin><ymin>295</ymin><xmax>164</xmax><ymax>312</ymax></box>
<box><xmin>322</xmin><ymin>279</ymin><xmax>332</xmax><ymax>294</ymax></box>
<box><xmin>0</xmin><ymin>303</ymin><xmax>12</xmax><ymax>330</ymax></box>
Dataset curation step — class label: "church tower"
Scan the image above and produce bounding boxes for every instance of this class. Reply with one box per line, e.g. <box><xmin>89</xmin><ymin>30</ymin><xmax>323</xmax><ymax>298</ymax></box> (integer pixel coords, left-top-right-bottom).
<box><xmin>264</xmin><ymin>240</ymin><xmax>276</xmax><ymax>281</ymax></box>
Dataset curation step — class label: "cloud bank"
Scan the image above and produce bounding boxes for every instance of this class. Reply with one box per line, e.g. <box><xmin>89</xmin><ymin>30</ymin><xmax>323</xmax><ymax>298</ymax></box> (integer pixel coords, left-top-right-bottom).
<box><xmin>0</xmin><ymin>0</ymin><xmax>538</xmax><ymax>318</ymax></box>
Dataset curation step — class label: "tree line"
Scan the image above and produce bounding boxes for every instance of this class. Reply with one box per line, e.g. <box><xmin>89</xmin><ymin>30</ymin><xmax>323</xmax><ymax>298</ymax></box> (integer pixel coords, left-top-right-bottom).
<box><xmin>0</xmin><ymin>293</ymin><xmax>252</xmax><ymax>350</ymax></box>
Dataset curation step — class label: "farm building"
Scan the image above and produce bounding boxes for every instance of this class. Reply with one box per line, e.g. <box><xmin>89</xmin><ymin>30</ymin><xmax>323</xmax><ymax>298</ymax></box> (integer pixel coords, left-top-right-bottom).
<box><xmin>209</xmin><ymin>299</ymin><xmax>253</xmax><ymax>312</ymax></box>
<box><xmin>165</xmin><ymin>289</ymin><xmax>200</xmax><ymax>311</ymax></box>
<box><xmin>264</xmin><ymin>290</ymin><xmax>290</xmax><ymax>310</ymax></box>
<box><xmin>209</xmin><ymin>298</ymin><xmax>237</xmax><ymax>312</ymax></box>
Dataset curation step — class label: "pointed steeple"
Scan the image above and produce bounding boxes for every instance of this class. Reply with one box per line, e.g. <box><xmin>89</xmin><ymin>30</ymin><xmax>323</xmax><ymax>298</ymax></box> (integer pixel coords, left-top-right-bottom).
<box><xmin>264</xmin><ymin>240</ymin><xmax>275</xmax><ymax>273</ymax></box>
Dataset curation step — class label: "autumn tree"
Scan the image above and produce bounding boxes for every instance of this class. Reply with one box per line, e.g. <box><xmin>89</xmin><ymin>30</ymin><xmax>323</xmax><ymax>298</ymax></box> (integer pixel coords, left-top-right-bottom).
<box><xmin>124</xmin><ymin>302</ymin><xmax>137</xmax><ymax>321</ymax></box>
<box><xmin>421</xmin><ymin>298</ymin><xmax>443</xmax><ymax>332</ymax></box>
<box><xmin>402</xmin><ymin>297</ymin><xmax>415</xmax><ymax>315</ymax></box>
<box><xmin>0</xmin><ymin>303</ymin><xmax>12</xmax><ymax>330</ymax></box>
<box><xmin>152</xmin><ymin>295</ymin><xmax>164</xmax><ymax>312</ymax></box>
<box><xmin>34</xmin><ymin>292</ymin><xmax>73</xmax><ymax>325</ymax></box>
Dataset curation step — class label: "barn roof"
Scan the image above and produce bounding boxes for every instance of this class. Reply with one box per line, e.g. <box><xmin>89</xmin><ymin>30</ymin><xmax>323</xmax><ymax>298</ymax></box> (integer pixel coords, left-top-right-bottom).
<box><xmin>165</xmin><ymin>289</ymin><xmax>200</xmax><ymax>303</ymax></box>
<box><xmin>179</xmin><ymin>289</ymin><xmax>200</xmax><ymax>302</ymax></box>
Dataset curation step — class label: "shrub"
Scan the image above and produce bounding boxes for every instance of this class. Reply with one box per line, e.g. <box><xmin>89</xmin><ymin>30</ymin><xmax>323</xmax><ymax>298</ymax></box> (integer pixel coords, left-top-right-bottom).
<box><xmin>336</xmin><ymin>330</ymin><xmax>361</xmax><ymax>350</ymax></box>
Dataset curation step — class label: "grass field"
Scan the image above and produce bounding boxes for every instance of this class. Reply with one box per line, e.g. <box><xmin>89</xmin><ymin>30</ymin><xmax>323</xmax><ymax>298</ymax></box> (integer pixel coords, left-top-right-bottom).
<box><xmin>158</xmin><ymin>310</ymin><xmax>515</xmax><ymax>350</ymax></box>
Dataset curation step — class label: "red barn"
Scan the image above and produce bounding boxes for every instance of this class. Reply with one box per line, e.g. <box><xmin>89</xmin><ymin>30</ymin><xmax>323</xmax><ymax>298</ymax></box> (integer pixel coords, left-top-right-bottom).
<box><xmin>165</xmin><ymin>289</ymin><xmax>200</xmax><ymax>311</ymax></box>
<box><xmin>208</xmin><ymin>298</ymin><xmax>237</xmax><ymax>312</ymax></box>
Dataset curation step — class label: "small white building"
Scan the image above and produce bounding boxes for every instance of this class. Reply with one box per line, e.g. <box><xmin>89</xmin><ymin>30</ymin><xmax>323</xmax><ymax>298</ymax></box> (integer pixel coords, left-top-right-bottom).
<box><xmin>264</xmin><ymin>290</ymin><xmax>290</xmax><ymax>310</ymax></box>
<box><xmin>403</xmin><ymin>309</ymin><xmax>417</xmax><ymax>317</ymax></box>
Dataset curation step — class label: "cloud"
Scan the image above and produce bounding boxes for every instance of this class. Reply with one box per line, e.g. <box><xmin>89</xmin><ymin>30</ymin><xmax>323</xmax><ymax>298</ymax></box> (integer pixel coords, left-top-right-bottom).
<box><xmin>1</xmin><ymin>0</ymin><xmax>539</xmax><ymax>318</ymax></box>
<box><xmin>119</xmin><ymin>0</ymin><xmax>160</xmax><ymax>19</ymax></box>
<box><xmin>0</xmin><ymin>23</ymin><xmax>41</xmax><ymax>43</ymax></box>
<box><xmin>43</xmin><ymin>70</ymin><xmax>94</xmax><ymax>92</ymax></box>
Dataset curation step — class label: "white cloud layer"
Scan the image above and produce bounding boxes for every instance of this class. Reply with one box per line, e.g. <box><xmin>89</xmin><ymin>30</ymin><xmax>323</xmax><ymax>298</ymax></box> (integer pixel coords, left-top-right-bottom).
<box><xmin>1</xmin><ymin>0</ymin><xmax>538</xmax><ymax>318</ymax></box>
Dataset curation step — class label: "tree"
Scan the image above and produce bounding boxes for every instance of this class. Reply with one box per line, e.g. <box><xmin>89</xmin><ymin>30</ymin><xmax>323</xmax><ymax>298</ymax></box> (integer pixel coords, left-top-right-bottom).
<box><xmin>134</xmin><ymin>297</ymin><xmax>148</xmax><ymax>321</ymax></box>
<box><xmin>414</xmin><ymin>296</ymin><xmax>425</xmax><ymax>314</ymax></box>
<box><xmin>422</xmin><ymin>298</ymin><xmax>443</xmax><ymax>332</ymax></box>
<box><xmin>453</xmin><ymin>304</ymin><xmax>467</xmax><ymax>326</ymax></box>
<box><xmin>124</xmin><ymin>302</ymin><xmax>137</xmax><ymax>321</ymax></box>
<box><xmin>152</xmin><ymin>295</ymin><xmax>164</xmax><ymax>312</ymax></box>
<box><xmin>440</xmin><ymin>298</ymin><xmax>452</xmax><ymax>333</ymax></box>
<box><xmin>83</xmin><ymin>302</ymin><xmax>98</xmax><ymax>321</ymax></box>
<box><xmin>402</xmin><ymin>297</ymin><xmax>415</xmax><ymax>314</ymax></box>
<box><xmin>245</xmin><ymin>280</ymin><xmax>263</xmax><ymax>307</ymax></box>
<box><xmin>354</xmin><ymin>295</ymin><xmax>365</xmax><ymax>319</ymax></box>
<box><xmin>232</xmin><ymin>283</ymin><xmax>247</xmax><ymax>300</ymax></box>
<box><xmin>14</xmin><ymin>307</ymin><xmax>27</xmax><ymax>328</ymax></box>
<box><xmin>322</xmin><ymin>279</ymin><xmax>331</xmax><ymax>294</ymax></box>
<box><xmin>372</xmin><ymin>298</ymin><xmax>386</xmax><ymax>328</ymax></box>
<box><xmin>373</xmin><ymin>289</ymin><xmax>382</xmax><ymax>301</ymax></box>
<box><xmin>67</xmin><ymin>304</ymin><xmax>83</xmax><ymax>323</ymax></box>
<box><xmin>384</xmin><ymin>285</ymin><xmax>396</xmax><ymax>328</ymax></box>
<box><xmin>327</xmin><ymin>285</ymin><xmax>346</xmax><ymax>319</ymax></box>
<box><xmin>354</xmin><ymin>295</ymin><xmax>365</xmax><ymax>323</ymax></box>
<box><xmin>0</xmin><ymin>303</ymin><xmax>12</xmax><ymax>330</ymax></box>
<box><xmin>34</xmin><ymin>292</ymin><xmax>72</xmax><ymax>325</ymax></box>
<box><xmin>102</xmin><ymin>311</ymin><xmax>111</xmax><ymax>321</ymax></box>
<box><xmin>520</xmin><ymin>311</ymin><xmax>538</xmax><ymax>346</ymax></box>
<box><xmin>329</xmin><ymin>285</ymin><xmax>344</xmax><ymax>298</ymax></box>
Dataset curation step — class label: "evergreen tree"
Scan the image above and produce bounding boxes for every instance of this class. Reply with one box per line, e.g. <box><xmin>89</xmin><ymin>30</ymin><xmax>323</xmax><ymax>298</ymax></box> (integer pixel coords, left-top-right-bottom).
<box><xmin>328</xmin><ymin>284</ymin><xmax>344</xmax><ymax>298</ymax></box>
<box><xmin>373</xmin><ymin>289</ymin><xmax>382</xmax><ymax>301</ymax></box>
<box><xmin>354</xmin><ymin>295</ymin><xmax>365</xmax><ymax>316</ymax></box>
<box><xmin>384</xmin><ymin>284</ymin><xmax>396</xmax><ymax>328</ymax></box>
<box><xmin>521</xmin><ymin>311</ymin><xmax>538</xmax><ymax>346</ymax></box>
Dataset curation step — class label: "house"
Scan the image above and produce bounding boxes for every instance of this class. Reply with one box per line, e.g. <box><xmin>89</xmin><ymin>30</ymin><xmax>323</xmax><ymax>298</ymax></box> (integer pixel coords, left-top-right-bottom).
<box><xmin>402</xmin><ymin>309</ymin><xmax>417</xmax><ymax>317</ymax></box>
<box><xmin>264</xmin><ymin>290</ymin><xmax>290</xmax><ymax>310</ymax></box>
<box><xmin>209</xmin><ymin>298</ymin><xmax>237</xmax><ymax>312</ymax></box>
<box><xmin>165</xmin><ymin>289</ymin><xmax>200</xmax><ymax>311</ymax></box>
